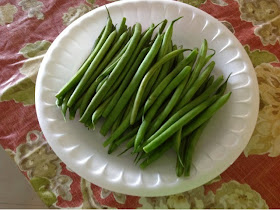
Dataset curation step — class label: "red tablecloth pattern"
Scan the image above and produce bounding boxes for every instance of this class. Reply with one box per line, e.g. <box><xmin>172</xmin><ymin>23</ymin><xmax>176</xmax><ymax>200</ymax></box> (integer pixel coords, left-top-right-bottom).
<box><xmin>1</xmin><ymin>0</ymin><xmax>280</xmax><ymax>208</ymax></box>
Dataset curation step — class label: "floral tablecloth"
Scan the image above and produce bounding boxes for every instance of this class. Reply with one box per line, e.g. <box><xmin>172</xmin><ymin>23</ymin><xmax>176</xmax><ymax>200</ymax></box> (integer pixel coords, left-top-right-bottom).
<box><xmin>1</xmin><ymin>0</ymin><xmax>280</xmax><ymax>208</ymax></box>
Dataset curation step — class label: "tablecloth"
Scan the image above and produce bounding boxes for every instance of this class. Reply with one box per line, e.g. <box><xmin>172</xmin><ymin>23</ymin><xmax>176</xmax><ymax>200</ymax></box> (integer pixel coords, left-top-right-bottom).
<box><xmin>1</xmin><ymin>0</ymin><xmax>280</xmax><ymax>208</ymax></box>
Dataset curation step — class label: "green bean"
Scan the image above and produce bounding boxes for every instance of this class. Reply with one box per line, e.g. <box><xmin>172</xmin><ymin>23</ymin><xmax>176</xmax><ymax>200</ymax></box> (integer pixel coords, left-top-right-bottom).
<box><xmin>130</xmin><ymin>43</ymin><xmax>176</xmax><ymax>124</ymax></box>
<box><xmin>129</xmin><ymin>49</ymin><xmax>186</xmax><ymax>125</ymax></box>
<box><xmin>203</xmin><ymin>49</ymin><xmax>215</xmax><ymax>67</ymax></box>
<box><xmin>149</xmin><ymin>19</ymin><xmax>167</xmax><ymax>43</ymax></box>
<box><xmin>61</xmin><ymin>90</ymin><xmax>73</xmax><ymax>120</ymax></box>
<box><xmin>176</xmin><ymin>45</ymin><xmax>184</xmax><ymax>64</ymax></box>
<box><xmin>182</xmin><ymin>92</ymin><xmax>231</xmax><ymax>137</ymax></box>
<box><xmin>84</xmin><ymin>31</ymin><xmax>128</xmax><ymax>90</ymax></box>
<box><xmin>79</xmin><ymin>56</ymin><xmax>121</xmax><ymax>115</ymax></box>
<box><xmin>101</xmin><ymin>22</ymin><xmax>163</xmax><ymax>118</ymax></box>
<box><xmin>108</xmin><ymin>127</ymin><xmax>139</xmax><ymax>154</ymax></box>
<box><xmin>96</xmin><ymin>75</ymin><xmax>108</xmax><ymax>93</ymax></box>
<box><xmin>176</xmin><ymin>61</ymin><xmax>215</xmax><ymax>111</ymax></box>
<box><xmin>111</xmin><ymin>108</ymin><xmax>126</xmax><ymax>133</ymax></box>
<box><xmin>56</xmin><ymin>98</ymin><xmax>63</xmax><ymax>107</ymax></box>
<box><xmin>159</xmin><ymin>19</ymin><xmax>168</xmax><ymax>34</ymax></box>
<box><xmin>181</xmin><ymin>39</ymin><xmax>208</xmax><ymax>96</ymax></box>
<box><xmin>147</xmin><ymin>17</ymin><xmax>182</xmax><ymax>95</ymax></box>
<box><xmin>80</xmin><ymin>52</ymin><xmax>123</xmax><ymax>98</ymax></box>
<box><xmin>92</xmin><ymin>26</ymin><xmax>105</xmax><ymax>50</ymax></box>
<box><xmin>56</xmin><ymin>17</ymin><xmax>113</xmax><ymax>99</ymax></box>
<box><xmin>116</xmin><ymin>17</ymin><xmax>127</xmax><ymax>40</ymax></box>
<box><xmin>105</xmin><ymin>48</ymin><xmax>152</xmax><ymax>99</ymax></box>
<box><xmin>102</xmin><ymin>47</ymin><xmax>151</xmax><ymax>118</ymax></box>
<box><xmin>184</xmin><ymin>122</ymin><xmax>208</xmax><ymax>176</ymax></box>
<box><xmin>67</xmin><ymin>30</ymin><xmax>117</xmax><ymax>107</ymax></box>
<box><xmin>173</xmin><ymin>127</ymin><xmax>182</xmax><ymax>162</ymax></box>
<box><xmin>195</xmin><ymin>75</ymin><xmax>214</xmax><ymax>97</ymax></box>
<box><xmin>169</xmin><ymin>44</ymin><xmax>177</xmax><ymax>70</ymax></box>
<box><xmin>151</xmin><ymin>40</ymin><xmax>173</xmax><ymax>90</ymax></box>
<box><xmin>140</xmin><ymin>43</ymin><xmax>176</xmax><ymax>106</ymax></box>
<box><xmin>140</xmin><ymin>140</ymin><xmax>173</xmax><ymax>169</ymax></box>
<box><xmin>151</xmin><ymin>66</ymin><xmax>192</xmax><ymax>130</ymax></box>
<box><xmin>143</xmin><ymin>49</ymin><xmax>198</xmax><ymax>113</ymax></box>
<box><xmin>69</xmin><ymin>96</ymin><xmax>83</xmax><ymax>120</ymax></box>
<box><xmin>100</xmin><ymin>35</ymin><xmax>164</xmax><ymax>134</ymax></box>
<box><xmin>135</xmin><ymin>151</ymin><xmax>148</xmax><ymax>164</ymax></box>
<box><xmin>176</xmin><ymin>137</ymin><xmax>187</xmax><ymax>177</ymax></box>
<box><xmin>91</xmin><ymin>95</ymin><xmax>113</xmax><ymax>126</ymax></box>
<box><xmin>80</xmin><ymin>23</ymin><xmax>142</xmax><ymax>123</ymax></box>
<box><xmin>143</xmin><ymin>96</ymin><xmax>218</xmax><ymax>153</ymax></box>
<box><xmin>108</xmin><ymin>37</ymin><xmax>131</xmax><ymax>67</ymax></box>
<box><xmin>216</xmin><ymin>73</ymin><xmax>231</xmax><ymax>95</ymax></box>
<box><xmin>80</xmin><ymin>38</ymin><xmax>130</xmax><ymax>96</ymax></box>
<box><xmin>102</xmin><ymin>98</ymin><xmax>135</xmax><ymax>146</ymax></box>
<box><xmin>146</xmin><ymin>76</ymin><xmax>224</xmax><ymax>141</ymax></box>
<box><xmin>134</xmin><ymin>66</ymin><xmax>191</xmax><ymax>150</ymax></box>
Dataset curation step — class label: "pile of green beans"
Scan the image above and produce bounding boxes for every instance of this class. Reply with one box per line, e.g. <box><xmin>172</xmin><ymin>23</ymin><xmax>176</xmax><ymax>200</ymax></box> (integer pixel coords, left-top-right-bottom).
<box><xmin>55</xmin><ymin>13</ymin><xmax>231</xmax><ymax>177</ymax></box>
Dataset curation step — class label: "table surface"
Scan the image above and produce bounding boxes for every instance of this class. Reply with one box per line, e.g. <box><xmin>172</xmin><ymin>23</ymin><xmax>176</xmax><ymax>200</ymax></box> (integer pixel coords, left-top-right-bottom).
<box><xmin>1</xmin><ymin>0</ymin><xmax>280</xmax><ymax>208</ymax></box>
<box><xmin>0</xmin><ymin>146</ymin><xmax>45</xmax><ymax>209</ymax></box>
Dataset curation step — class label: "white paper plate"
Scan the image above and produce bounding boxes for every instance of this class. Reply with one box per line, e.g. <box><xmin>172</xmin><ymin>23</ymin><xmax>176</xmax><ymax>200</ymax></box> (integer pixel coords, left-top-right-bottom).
<box><xmin>35</xmin><ymin>0</ymin><xmax>259</xmax><ymax>196</ymax></box>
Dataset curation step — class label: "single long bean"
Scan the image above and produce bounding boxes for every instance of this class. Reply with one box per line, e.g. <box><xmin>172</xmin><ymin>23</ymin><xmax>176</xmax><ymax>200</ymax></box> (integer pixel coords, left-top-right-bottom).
<box><xmin>195</xmin><ymin>75</ymin><xmax>214</xmax><ymax>97</ymax></box>
<box><xmin>176</xmin><ymin>136</ymin><xmax>187</xmax><ymax>177</ymax></box>
<box><xmin>96</xmin><ymin>75</ymin><xmax>108</xmax><ymax>93</ymax></box>
<box><xmin>69</xmin><ymin>96</ymin><xmax>83</xmax><ymax>120</ymax></box>
<box><xmin>184</xmin><ymin>122</ymin><xmax>208</xmax><ymax>176</ymax></box>
<box><xmin>61</xmin><ymin>90</ymin><xmax>73</xmax><ymax>119</ymax></box>
<box><xmin>92</xmin><ymin>26</ymin><xmax>105</xmax><ymax>50</ymax></box>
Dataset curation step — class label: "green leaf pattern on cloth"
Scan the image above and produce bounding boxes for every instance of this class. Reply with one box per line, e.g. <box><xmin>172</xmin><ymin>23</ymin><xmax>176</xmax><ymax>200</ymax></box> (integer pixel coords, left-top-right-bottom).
<box><xmin>244</xmin><ymin>45</ymin><xmax>279</xmax><ymax>67</ymax></box>
<box><xmin>245</xmin><ymin>63</ymin><xmax>280</xmax><ymax>157</ymax></box>
<box><xmin>13</xmin><ymin>130</ymin><xmax>73</xmax><ymax>207</ymax></box>
<box><xmin>178</xmin><ymin>0</ymin><xmax>206</xmax><ymax>8</ymax></box>
<box><xmin>0</xmin><ymin>3</ymin><xmax>18</xmax><ymax>26</ymax></box>
<box><xmin>80</xmin><ymin>178</ymin><xmax>103</xmax><ymax>208</ymax></box>
<box><xmin>19</xmin><ymin>40</ymin><xmax>51</xmax><ymax>83</ymax></box>
<box><xmin>19</xmin><ymin>40</ymin><xmax>51</xmax><ymax>58</ymax></box>
<box><xmin>30</xmin><ymin>177</ymin><xmax>57</xmax><ymax>207</ymax></box>
<box><xmin>0</xmin><ymin>77</ymin><xmax>35</xmax><ymax>105</ymax></box>
<box><xmin>18</xmin><ymin>0</ymin><xmax>45</xmax><ymax>20</ymax></box>
<box><xmin>62</xmin><ymin>3</ymin><xmax>97</xmax><ymax>26</ymax></box>
<box><xmin>214</xmin><ymin>181</ymin><xmax>268</xmax><ymax>209</ymax></box>
<box><xmin>0</xmin><ymin>40</ymin><xmax>51</xmax><ymax>105</ymax></box>
<box><xmin>238</xmin><ymin>0</ymin><xmax>280</xmax><ymax>46</ymax></box>
<box><xmin>138</xmin><ymin>181</ymin><xmax>268</xmax><ymax>209</ymax></box>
